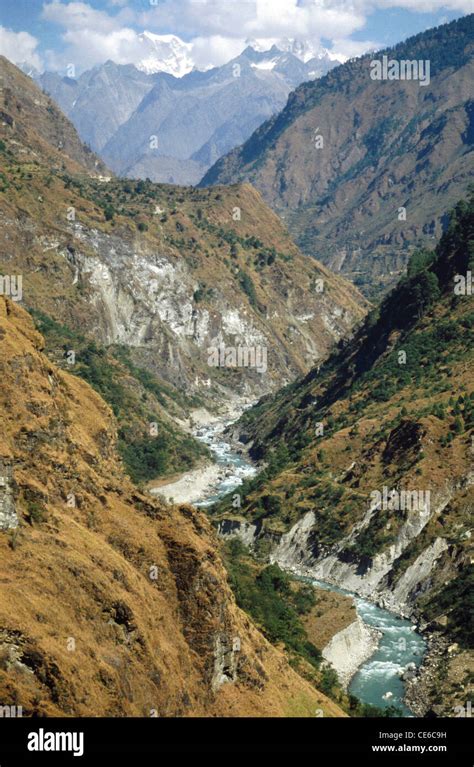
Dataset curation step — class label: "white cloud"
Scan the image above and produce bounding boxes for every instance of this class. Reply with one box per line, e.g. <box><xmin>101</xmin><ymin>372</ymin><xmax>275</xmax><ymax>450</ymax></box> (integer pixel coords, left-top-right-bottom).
<box><xmin>249</xmin><ymin>0</ymin><xmax>367</xmax><ymax>40</ymax></box>
<box><xmin>377</xmin><ymin>0</ymin><xmax>473</xmax><ymax>11</ymax></box>
<box><xmin>330</xmin><ymin>37</ymin><xmax>382</xmax><ymax>61</ymax></box>
<box><xmin>191</xmin><ymin>36</ymin><xmax>248</xmax><ymax>69</ymax></box>
<box><xmin>42</xmin><ymin>1</ymin><xmax>118</xmax><ymax>32</ymax></box>
<box><xmin>137</xmin><ymin>0</ymin><xmax>257</xmax><ymax>39</ymax></box>
<box><xmin>141</xmin><ymin>0</ymin><xmax>474</xmax><ymax>34</ymax></box>
<box><xmin>41</xmin><ymin>1</ymin><xmax>144</xmax><ymax>70</ymax></box>
<box><xmin>0</xmin><ymin>26</ymin><xmax>42</xmax><ymax>70</ymax></box>
<box><xmin>35</xmin><ymin>0</ymin><xmax>474</xmax><ymax>73</ymax></box>
<box><xmin>139</xmin><ymin>0</ymin><xmax>367</xmax><ymax>41</ymax></box>
<box><xmin>49</xmin><ymin>27</ymin><xmax>145</xmax><ymax>69</ymax></box>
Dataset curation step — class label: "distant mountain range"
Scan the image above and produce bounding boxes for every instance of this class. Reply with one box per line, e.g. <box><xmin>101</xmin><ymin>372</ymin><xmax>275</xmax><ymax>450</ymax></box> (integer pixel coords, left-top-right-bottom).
<box><xmin>129</xmin><ymin>33</ymin><xmax>340</xmax><ymax>77</ymax></box>
<box><xmin>202</xmin><ymin>15</ymin><xmax>474</xmax><ymax>298</ymax></box>
<box><xmin>34</xmin><ymin>37</ymin><xmax>338</xmax><ymax>186</ymax></box>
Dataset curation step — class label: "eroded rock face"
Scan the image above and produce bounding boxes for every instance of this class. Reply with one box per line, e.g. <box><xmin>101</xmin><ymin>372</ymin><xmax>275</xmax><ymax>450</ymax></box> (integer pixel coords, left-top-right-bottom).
<box><xmin>217</xmin><ymin>519</ymin><xmax>259</xmax><ymax>548</ymax></box>
<box><xmin>64</xmin><ymin>224</ymin><xmax>264</xmax><ymax>394</ymax></box>
<box><xmin>54</xmin><ymin>217</ymin><xmax>363</xmax><ymax>401</ymax></box>
<box><xmin>322</xmin><ymin>617</ymin><xmax>382</xmax><ymax>689</ymax></box>
<box><xmin>0</xmin><ymin>461</ymin><xmax>17</xmax><ymax>531</ymax></box>
<box><xmin>386</xmin><ymin>538</ymin><xmax>449</xmax><ymax>610</ymax></box>
<box><xmin>254</xmin><ymin>473</ymin><xmax>473</xmax><ymax>619</ymax></box>
<box><xmin>212</xmin><ymin>634</ymin><xmax>240</xmax><ymax>691</ymax></box>
<box><xmin>218</xmin><ymin>466</ymin><xmax>472</xmax><ymax>622</ymax></box>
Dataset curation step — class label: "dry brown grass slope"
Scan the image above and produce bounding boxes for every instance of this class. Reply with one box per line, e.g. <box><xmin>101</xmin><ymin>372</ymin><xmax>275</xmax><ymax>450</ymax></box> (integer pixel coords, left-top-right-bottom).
<box><xmin>0</xmin><ymin>55</ymin><xmax>109</xmax><ymax>176</ymax></box>
<box><xmin>0</xmin><ymin>297</ymin><xmax>344</xmax><ymax>717</ymax></box>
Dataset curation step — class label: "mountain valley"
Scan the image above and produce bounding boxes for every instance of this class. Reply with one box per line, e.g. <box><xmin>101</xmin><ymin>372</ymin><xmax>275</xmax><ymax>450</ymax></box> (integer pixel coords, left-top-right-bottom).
<box><xmin>0</xmin><ymin>11</ymin><xmax>472</xmax><ymax>726</ymax></box>
<box><xmin>37</xmin><ymin>40</ymin><xmax>337</xmax><ymax>186</ymax></box>
<box><xmin>210</xmin><ymin>193</ymin><xmax>474</xmax><ymax>714</ymax></box>
<box><xmin>0</xmin><ymin>54</ymin><xmax>366</xmax><ymax>485</ymax></box>
<box><xmin>203</xmin><ymin>15</ymin><xmax>474</xmax><ymax>300</ymax></box>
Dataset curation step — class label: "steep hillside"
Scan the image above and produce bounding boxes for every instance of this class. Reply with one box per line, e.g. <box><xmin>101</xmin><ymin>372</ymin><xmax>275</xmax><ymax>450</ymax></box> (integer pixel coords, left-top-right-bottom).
<box><xmin>29</xmin><ymin>309</ymin><xmax>212</xmax><ymax>486</ymax></box>
<box><xmin>39</xmin><ymin>45</ymin><xmax>336</xmax><ymax>186</ymax></box>
<box><xmin>202</xmin><ymin>15</ymin><xmax>474</xmax><ymax>299</ymax></box>
<box><xmin>0</xmin><ymin>56</ymin><xmax>108</xmax><ymax>177</ymax></box>
<box><xmin>211</xmin><ymin>194</ymin><xmax>474</xmax><ymax>714</ymax></box>
<box><xmin>0</xmin><ymin>55</ymin><xmax>367</xmax><ymax>418</ymax></box>
<box><xmin>0</xmin><ymin>296</ymin><xmax>345</xmax><ymax>717</ymax></box>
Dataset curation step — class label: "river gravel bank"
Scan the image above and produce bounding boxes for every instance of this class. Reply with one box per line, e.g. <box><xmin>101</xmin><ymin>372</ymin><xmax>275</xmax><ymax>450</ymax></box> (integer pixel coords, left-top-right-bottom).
<box><xmin>150</xmin><ymin>462</ymin><xmax>224</xmax><ymax>504</ymax></box>
<box><xmin>150</xmin><ymin>402</ymin><xmax>256</xmax><ymax>506</ymax></box>
<box><xmin>404</xmin><ymin>632</ymin><xmax>449</xmax><ymax>716</ymax></box>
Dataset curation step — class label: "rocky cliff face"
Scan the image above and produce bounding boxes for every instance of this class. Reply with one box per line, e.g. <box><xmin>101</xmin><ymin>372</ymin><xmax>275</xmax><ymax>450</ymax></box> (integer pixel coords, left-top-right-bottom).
<box><xmin>202</xmin><ymin>15</ymin><xmax>474</xmax><ymax>299</ymax></box>
<box><xmin>0</xmin><ymin>461</ymin><xmax>17</xmax><ymax>531</ymax></box>
<box><xmin>0</xmin><ymin>296</ymin><xmax>345</xmax><ymax>717</ymax></box>
<box><xmin>321</xmin><ymin>617</ymin><xmax>381</xmax><ymax>689</ymax></box>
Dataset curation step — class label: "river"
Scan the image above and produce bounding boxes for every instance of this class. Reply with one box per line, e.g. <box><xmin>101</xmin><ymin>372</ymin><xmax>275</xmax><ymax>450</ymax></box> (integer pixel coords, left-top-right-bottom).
<box><xmin>309</xmin><ymin>580</ymin><xmax>426</xmax><ymax>715</ymax></box>
<box><xmin>192</xmin><ymin>418</ymin><xmax>258</xmax><ymax>507</ymax></box>
<box><xmin>183</xmin><ymin>413</ymin><xmax>427</xmax><ymax>715</ymax></box>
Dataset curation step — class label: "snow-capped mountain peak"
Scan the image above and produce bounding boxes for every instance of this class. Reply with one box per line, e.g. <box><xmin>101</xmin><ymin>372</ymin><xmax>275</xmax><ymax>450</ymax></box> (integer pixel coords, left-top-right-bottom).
<box><xmin>136</xmin><ymin>32</ymin><xmax>194</xmax><ymax>77</ymax></box>
<box><xmin>245</xmin><ymin>37</ymin><xmax>339</xmax><ymax>65</ymax></box>
<box><xmin>273</xmin><ymin>37</ymin><xmax>319</xmax><ymax>62</ymax></box>
<box><xmin>126</xmin><ymin>32</ymin><xmax>340</xmax><ymax>78</ymax></box>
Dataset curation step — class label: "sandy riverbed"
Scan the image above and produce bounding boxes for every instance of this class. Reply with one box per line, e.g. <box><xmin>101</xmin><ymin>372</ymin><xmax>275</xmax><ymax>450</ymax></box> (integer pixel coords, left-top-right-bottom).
<box><xmin>149</xmin><ymin>402</ymin><xmax>256</xmax><ymax>505</ymax></box>
<box><xmin>150</xmin><ymin>462</ymin><xmax>223</xmax><ymax>504</ymax></box>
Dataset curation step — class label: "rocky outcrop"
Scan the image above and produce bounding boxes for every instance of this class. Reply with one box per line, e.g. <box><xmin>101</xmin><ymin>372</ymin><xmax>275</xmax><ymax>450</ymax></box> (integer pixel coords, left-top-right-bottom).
<box><xmin>212</xmin><ymin>634</ymin><xmax>240</xmax><ymax>692</ymax></box>
<box><xmin>322</xmin><ymin>617</ymin><xmax>381</xmax><ymax>689</ymax></box>
<box><xmin>217</xmin><ymin>519</ymin><xmax>259</xmax><ymax>548</ymax></box>
<box><xmin>0</xmin><ymin>461</ymin><xmax>17</xmax><ymax>531</ymax></box>
<box><xmin>384</xmin><ymin>538</ymin><xmax>449</xmax><ymax>613</ymax></box>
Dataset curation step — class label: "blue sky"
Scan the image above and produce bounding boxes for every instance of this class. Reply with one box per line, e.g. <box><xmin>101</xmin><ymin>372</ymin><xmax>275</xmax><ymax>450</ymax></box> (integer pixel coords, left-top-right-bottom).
<box><xmin>0</xmin><ymin>1</ymin><xmax>471</xmax><ymax>72</ymax></box>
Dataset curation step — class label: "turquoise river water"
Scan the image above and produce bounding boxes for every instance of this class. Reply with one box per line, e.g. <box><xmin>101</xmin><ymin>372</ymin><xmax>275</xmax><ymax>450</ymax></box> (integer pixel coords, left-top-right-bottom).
<box><xmin>194</xmin><ymin>418</ymin><xmax>426</xmax><ymax>715</ymax></box>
